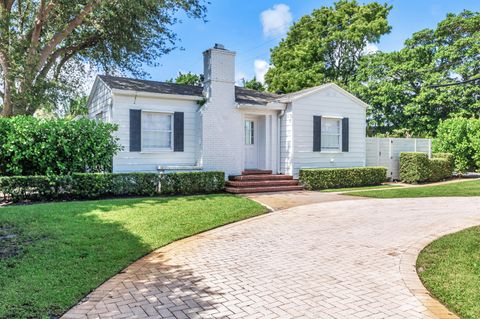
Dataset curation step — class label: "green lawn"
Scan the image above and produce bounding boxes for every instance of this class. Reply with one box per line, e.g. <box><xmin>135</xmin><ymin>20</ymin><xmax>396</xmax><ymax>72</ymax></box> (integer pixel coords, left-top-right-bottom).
<box><xmin>346</xmin><ymin>179</ymin><xmax>480</xmax><ymax>198</ymax></box>
<box><xmin>417</xmin><ymin>227</ymin><xmax>480</xmax><ymax>319</ymax></box>
<box><xmin>0</xmin><ymin>195</ymin><xmax>266</xmax><ymax>319</ymax></box>
<box><xmin>320</xmin><ymin>184</ymin><xmax>403</xmax><ymax>193</ymax></box>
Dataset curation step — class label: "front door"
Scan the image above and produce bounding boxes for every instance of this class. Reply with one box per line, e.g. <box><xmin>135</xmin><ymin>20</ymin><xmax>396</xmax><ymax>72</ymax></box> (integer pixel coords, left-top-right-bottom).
<box><xmin>244</xmin><ymin>117</ymin><xmax>258</xmax><ymax>169</ymax></box>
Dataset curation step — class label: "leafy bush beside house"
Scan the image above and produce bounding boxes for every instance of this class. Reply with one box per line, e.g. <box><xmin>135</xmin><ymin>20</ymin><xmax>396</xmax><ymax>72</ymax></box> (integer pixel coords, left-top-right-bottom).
<box><xmin>434</xmin><ymin>118</ymin><xmax>480</xmax><ymax>173</ymax></box>
<box><xmin>0</xmin><ymin>116</ymin><xmax>121</xmax><ymax>176</ymax></box>
<box><xmin>0</xmin><ymin>171</ymin><xmax>225</xmax><ymax>202</ymax></box>
<box><xmin>399</xmin><ymin>152</ymin><xmax>453</xmax><ymax>184</ymax></box>
<box><xmin>299</xmin><ymin>167</ymin><xmax>387</xmax><ymax>190</ymax></box>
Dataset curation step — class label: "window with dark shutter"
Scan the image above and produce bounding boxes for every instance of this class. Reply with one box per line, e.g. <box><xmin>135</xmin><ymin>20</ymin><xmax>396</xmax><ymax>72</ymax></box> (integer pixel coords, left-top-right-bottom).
<box><xmin>129</xmin><ymin>109</ymin><xmax>142</xmax><ymax>152</ymax></box>
<box><xmin>313</xmin><ymin>116</ymin><xmax>322</xmax><ymax>152</ymax></box>
<box><xmin>173</xmin><ymin>112</ymin><xmax>184</xmax><ymax>152</ymax></box>
<box><xmin>342</xmin><ymin>117</ymin><xmax>349</xmax><ymax>152</ymax></box>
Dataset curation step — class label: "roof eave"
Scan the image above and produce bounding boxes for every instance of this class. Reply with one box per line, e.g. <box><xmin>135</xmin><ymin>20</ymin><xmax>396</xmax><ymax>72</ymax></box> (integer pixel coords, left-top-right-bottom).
<box><xmin>111</xmin><ymin>88</ymin><xmax>204</xmax><ymax>101</ymax></box>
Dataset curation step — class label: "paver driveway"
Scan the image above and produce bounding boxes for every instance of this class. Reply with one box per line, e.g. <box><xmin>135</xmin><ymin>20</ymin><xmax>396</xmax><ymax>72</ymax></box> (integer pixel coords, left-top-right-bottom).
<box><xmin>63</xmin><ymin>197</ymin><xmax>480</xmax><ymax>319</ymax></box>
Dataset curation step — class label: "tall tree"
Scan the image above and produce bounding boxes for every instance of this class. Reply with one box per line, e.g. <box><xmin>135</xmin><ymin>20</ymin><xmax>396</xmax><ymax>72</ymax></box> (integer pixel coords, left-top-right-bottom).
<box><xmin>265</xmin><ymin>0</ymin><xmax>391</xmax><ymax>93</ymax></box>
<box><xmin>168</xmin><ymin>71</ymin><xmax>203</xmax><ymax>86</ymax></box>
<box><xmin>243</xmin><ymin>76</ymin><xmax>266</xmax><ymax>92</ymax></box>
<box><xmin>0</xmin><ymin>0</ymin><xmax>206</xmax><ymax>117</ymax></box>
<box><xmin>351</xmin><ymin>10</ymin><xmax>480</xmax><ymax>136</ymax></box>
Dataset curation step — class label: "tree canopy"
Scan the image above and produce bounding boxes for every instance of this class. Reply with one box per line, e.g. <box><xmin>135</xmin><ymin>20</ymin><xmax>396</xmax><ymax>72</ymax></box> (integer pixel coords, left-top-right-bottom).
<box><xmin>167</xmin><ymin>71</ymin><xmax>203</xmax><ymax>86</ymax></box>
<box><xmin>243</xmin><ymin>77</ymin><xmax>266</xmax><ymax>92</ymax></box>
<box><xmin>350</xmin><ymin>10</ymin><xmax>480</xmax><ymax>137</ymax></box>
<box><xmin>0</xmin><ymin>0</ymin><xmax>207</xmax><ymax>117</ymax></box>
<box><xmin>265</xmin><ymin>0</ymin><xmax>392</xmax><ymax>93</ymax></box>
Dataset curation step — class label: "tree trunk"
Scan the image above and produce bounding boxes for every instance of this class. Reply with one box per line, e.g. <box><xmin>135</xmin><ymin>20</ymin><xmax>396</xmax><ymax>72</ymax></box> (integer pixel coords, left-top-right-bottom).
<box><xmin>1</xmin><ymin>66</ymin><xmax>13</xmax><ymax>117</ymax></box>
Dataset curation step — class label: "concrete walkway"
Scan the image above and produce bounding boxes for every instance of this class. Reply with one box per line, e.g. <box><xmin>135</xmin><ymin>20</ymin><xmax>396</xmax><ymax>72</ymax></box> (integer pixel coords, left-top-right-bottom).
<box><xmin>63</xmin><ymin>197</ymin><xmax>480</xmax><ymax>319</ymax></box>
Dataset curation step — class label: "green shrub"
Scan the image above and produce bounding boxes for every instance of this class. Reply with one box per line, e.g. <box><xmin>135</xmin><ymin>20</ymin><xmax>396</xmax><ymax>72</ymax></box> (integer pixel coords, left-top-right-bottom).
<box><xmin>399</xmin><ymin>152</ymin><xmax>454</xmax><ymax>184</ymax></box>
<box><xmin>159</xmin><ymin>171</ymin><xmax>225</xmax><ymax>195</ymax></box>
<box><xmin>400</xmin><ymin>153</ymin><xmax>431</xmax><ymax>183</ymax></box>
<box><xmin>434</xmin><ymin>118</ymin><xmax>479</xmax><ymax>172</ymax></box>
<box><xmin>0</xmin><ymin>116</ymin><xmax>122</xmax><ymax>176</ymax></box>
<box><xmin>429</xmin><ymin>158</ymin><xmax>451</xmax><ymax>182</ymax></box>
<box><xmin>432</xmin><ymin>153</ymin><xmax>455</xmax><ymax>174</ymax></box>
<box><xmin>0</xmin><ymin>171</ymin><xmax>224</xmax><ymax>202</ymax></box>
<box><xmin>299</xmin><ymin>167</ymin><xmax>387</xmax><ymax>190</ymax></box>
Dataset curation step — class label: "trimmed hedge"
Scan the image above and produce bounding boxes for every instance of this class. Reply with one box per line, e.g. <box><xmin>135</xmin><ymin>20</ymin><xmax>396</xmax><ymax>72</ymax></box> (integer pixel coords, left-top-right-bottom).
<box><xmin>0</xmin><ymin>171</ymin><xmax>225</xmax><ymax>202</ymax></box>
<box><xmin>400</xmin><ymin>153</ymin><xmax>430</xmax><ymax>183</ymax></box>
<box><xmin>159</xmin><ymin>171</ymin><xmax>225</xmax><ymax>195</ymax></box>
<box><xmin>299</xmin><ymin>167</ymin><xmax>387</xmax><ymax>190</ymax></box>
<box><xmin>0</xmin><ymin>116</ymin><xmax>121</xmax><ymax>176</ymax></box>
<box><xmin>399</xmin><ymin>152</ymin><xmax>454</xmax><ymax>184</ymax></box>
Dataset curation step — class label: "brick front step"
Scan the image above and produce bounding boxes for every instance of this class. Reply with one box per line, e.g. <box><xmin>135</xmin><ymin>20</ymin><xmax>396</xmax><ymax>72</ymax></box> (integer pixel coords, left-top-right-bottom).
<box><xmin>226</xmin><ymin>180</ymin><xmax>299</xmax><ymax>188</ymax></box>
<box><xmin>242</xmin><ymin>169</ymin><xmax>273</xmax><ymax>175</ymax></box>
<box><xmin>229</xmin><ymin>174</ymin><xmax>293</xmax><ymax>181</ymax></box>
<box><xmin>225</xmin><ymin>185</ymin><xmax>304</xmax><ymax>194</ymax></box>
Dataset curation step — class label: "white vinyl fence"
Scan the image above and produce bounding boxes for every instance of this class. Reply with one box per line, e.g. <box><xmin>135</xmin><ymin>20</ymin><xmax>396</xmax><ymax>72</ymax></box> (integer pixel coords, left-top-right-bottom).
<box><xmin>366</xmin><ymin>137</ymin><xmax>432</xmax><ymax>180</ymax></box>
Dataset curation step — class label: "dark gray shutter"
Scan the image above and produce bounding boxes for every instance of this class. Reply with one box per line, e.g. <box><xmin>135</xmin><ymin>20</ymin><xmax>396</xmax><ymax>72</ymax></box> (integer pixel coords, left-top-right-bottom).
<box><xmin>313</xmin><ymin>116</ymin><xmax>322</xmax><ymax>152</ymax></box>
<box><xmin>129</xmin><ymin>109</ymin><xmax>141</xmax><ymax>152</ymax></box>
<box><xmin>173</xmin><ymin>112</ymin><xmax>184</xmax><ymax>152</ymax></box>
<box><xmin>342</xmin><ymin>117</ymin><xmax>349</xmax><ymax>152</ymax></box>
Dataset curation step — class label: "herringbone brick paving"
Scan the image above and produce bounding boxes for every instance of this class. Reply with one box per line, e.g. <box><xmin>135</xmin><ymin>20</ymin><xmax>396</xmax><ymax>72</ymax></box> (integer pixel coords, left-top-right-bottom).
<box><xmin>62</xmin><ymin>197</ymin><xmax>480</xmax><ymax>318</ymax></box>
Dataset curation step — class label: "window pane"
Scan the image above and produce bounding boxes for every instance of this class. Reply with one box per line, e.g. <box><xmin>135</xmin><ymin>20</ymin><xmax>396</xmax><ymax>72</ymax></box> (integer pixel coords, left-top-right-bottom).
<box><xmin>321</xmin><ymin>118</ymin><xmax>341</xmax><ymax>150</ymax></box>
<box><xmin>143</xmin><ymin>113</ymin><xmax>171</xmax><ymax>130</ymax></box>
<box><xmin>143</xmin><ymin>131</ymin><xmax>171</xmax><ymax>149</ymax></box>
<box><xmin>245</xmin><ymin>120</ymin><xmax>254</xmax><ymax>145</ymax></box>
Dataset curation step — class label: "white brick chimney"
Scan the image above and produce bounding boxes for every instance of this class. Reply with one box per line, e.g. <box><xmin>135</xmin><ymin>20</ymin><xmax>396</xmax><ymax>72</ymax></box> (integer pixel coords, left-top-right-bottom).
<box><xmin>198</xmin><ymin>44</ymin><xmax>243</xmax><ymax>177</ymax></box>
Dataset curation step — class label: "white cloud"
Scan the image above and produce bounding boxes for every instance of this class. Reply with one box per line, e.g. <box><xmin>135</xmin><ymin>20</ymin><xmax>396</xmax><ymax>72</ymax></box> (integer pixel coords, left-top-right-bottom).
<box><xmin>261</xmin><ymin>4</ymin><xmax>292</xmax><ymax>38</ymax></box>
<box><xmin>254</xmin><ymin>59</ymin><xmax>270</xmax><ymax>84</ymax></box>
<box><xmin>363</xmin><ymin>43</ymin><xmax>379</xmax><ymax>55</ymax></box>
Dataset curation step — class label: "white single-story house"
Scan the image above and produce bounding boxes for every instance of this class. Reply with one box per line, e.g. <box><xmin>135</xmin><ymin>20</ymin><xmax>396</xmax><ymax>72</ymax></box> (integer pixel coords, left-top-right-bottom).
<box><xmin>87</xmin><ymin>44</ymin><xmax>368</xmax><ymax>180</ymax></box>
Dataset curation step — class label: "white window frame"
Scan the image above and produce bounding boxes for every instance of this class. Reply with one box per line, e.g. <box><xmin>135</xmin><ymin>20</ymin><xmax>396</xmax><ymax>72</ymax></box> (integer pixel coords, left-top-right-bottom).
<box><xmin>245</xmin><ymin>120</ymin><xmax>255</xmax><ymax>145</ymax></box>
<box><xmin>321</xmin><ymin>116</ymin><xmax>343</xmax><ymax>153</ymax></box>
<box><xmin>141</xmin><ymin>111</ymin><xmax>174</xmax><ymax>152</ymax></box>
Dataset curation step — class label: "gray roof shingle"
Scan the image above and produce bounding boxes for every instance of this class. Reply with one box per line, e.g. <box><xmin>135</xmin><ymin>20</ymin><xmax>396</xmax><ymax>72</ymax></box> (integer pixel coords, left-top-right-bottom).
<box><xmin>99</xmin><ymin>75</ymin><xmax>282</xmax><ymax>105</ymax></box>
<box><xmin>99</xmin><ymin>75</ymin><xmax>204</xmax><ymax>97</ymax></box>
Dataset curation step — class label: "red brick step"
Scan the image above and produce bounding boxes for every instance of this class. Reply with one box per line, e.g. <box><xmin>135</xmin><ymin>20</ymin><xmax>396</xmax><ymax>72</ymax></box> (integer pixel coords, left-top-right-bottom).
<box><xmin>242</xmin><ymin>169</ymin><xmax>272</xmax><ymax>175</ymax></box>
<box><xmin>225</xmin><ymin>185</ymin><xmax>304</xmax><ymax>194</ymax></box>
<box><xmin>226</xmin><ymin>180</ymin><xmax>299</xmax><ymax>188</ymax></box>
<box><xmin>229</xmin><ymin>174</ymin><xmax>293</xmax><ymax>181</ymax></box>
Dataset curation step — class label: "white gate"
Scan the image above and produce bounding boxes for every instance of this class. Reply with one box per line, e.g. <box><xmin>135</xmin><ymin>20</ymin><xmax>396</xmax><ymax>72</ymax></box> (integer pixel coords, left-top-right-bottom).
<box><xmin>366</xmin><ymin>137</ymin><xmax>432</xmax><ymax>180</ymax></box>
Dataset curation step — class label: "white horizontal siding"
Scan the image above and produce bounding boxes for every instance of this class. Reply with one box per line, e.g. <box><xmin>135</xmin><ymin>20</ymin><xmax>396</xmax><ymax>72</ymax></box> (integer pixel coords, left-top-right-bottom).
<box><xmin>88</xmin><ymin>79</ymin><xmax>112</xmax><ymax>120</ymax></box>
<box><xmin>291</xmin><ymin>86</ymin><xmax>367</xmax><ymax>177</ymax></box>
<box><xmin>112</xmin><ymin>94</ymin><xmax>198</xmax><ymax>173</ymax></box>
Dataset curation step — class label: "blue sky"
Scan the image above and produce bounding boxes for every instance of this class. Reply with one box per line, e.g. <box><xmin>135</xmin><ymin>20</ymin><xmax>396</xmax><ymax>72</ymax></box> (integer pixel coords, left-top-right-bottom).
<box><xmin>141</xmin><ymin>0</ymin><xmax>479</xmax><ymax>85</ymax></box>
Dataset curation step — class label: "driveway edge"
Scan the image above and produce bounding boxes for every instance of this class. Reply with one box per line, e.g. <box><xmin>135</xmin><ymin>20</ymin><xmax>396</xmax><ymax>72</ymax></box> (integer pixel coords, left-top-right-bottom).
<box><xmin>399</xmin><ymin>231</ymin><xmax>462</xmax><ymax>319</ymax></box>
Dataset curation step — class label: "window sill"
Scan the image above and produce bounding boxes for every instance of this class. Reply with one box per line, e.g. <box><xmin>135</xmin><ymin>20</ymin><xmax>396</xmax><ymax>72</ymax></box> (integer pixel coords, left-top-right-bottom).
<box><xmin>320</xmin><ymin>150</ymin><xmax>342</xmax><ymax>154</ymax></box>
<box><xmin>140</xmin><ymin>149</ymin><xmax>173</xmax><ymax>153</ymax></box>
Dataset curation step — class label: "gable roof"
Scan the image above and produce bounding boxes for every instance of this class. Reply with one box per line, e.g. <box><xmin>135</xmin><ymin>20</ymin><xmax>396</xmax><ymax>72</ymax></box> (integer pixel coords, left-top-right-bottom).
<box><xmin>98</xmin><ymin>75</ymin><xmax>282</xmax><ymax>106</ymax></box>
<box><xmin>278</xmin><ymin>83</ymin><xmax>369</xmax><ymax>108</ymax></box>
<box><xmin>235</xmin><ymin>86</ymin><xmax>281</xmax><ymax>105</ymax></box>
<box><xmin>98</xmin><ymin>75</ymin><xmax>204</xmax><ymax>97</ymax></box>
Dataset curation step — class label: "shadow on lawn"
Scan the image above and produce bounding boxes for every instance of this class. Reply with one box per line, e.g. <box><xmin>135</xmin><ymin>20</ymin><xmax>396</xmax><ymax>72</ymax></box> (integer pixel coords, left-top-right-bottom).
<box><xmin>0</xmin><ymin>195</ymin><xmax>228</xmax><ymax>319</ymax></box>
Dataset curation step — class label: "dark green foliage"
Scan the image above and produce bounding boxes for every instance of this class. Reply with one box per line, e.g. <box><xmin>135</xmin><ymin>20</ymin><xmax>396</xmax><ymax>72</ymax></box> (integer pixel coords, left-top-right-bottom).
<box><xmin>0</xmin><ymin>116</ymin><xmax>121</xmax><ymax>176</ymax></box>
<box><xmin>167</xmin><ymin>72</ymin><xmax>204</xmax><ymax>86</ymax></box>
<box><xmin>351</xmin><ymin>11</ymin><xmax>480</xmax><ymax>136</ymax></box>
<box><xmin>400</xmin><ymin>153</ymin><xmax>431</xmax><ymax>184</ymax></box>
<box><xmin>0</xmin><ymin>171</ymin><xmax>225</xmax><ymax>202</ymax></box>
<box><xmin>299</xmin><ymin>167</ymin><xmax>387</xmax><ymax>190</ymax></box>
<box><xmin>266</xmin><ymin>0</ymin><xmax>392</xmax><ymax>93</ymax></box>
<box><xmin>428</xmin><ymin>158</ymin><xmax>452</xmax><ymax>183</ymax></box>
<box><xmin>433</xmin><ymin>118</ymin><xmax>480</xmax><ymax>172</ymax></box>
<box><xmin>159</xmin><ymin>171</ymin><xmax>225</xmax><ymax>195</ymax></box>
<box><xmin>243</xmin><ymin>77</ymin><xmax>266</xmax><ymax>92</ymax></box>
<box><xmin>399</xmin><ymin>152</ymin><xmax>454</xmax><ymax>183</ymax></box>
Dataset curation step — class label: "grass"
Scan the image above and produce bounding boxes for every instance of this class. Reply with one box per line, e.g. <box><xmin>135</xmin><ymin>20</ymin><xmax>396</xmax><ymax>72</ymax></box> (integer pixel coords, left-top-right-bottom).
<box><xmin>319</xmin><ymin>184</ymin><xmax>403</xmax><ymax>193</ymax></box>
<box><xmin>346</xmin><ymin>179</ymin><xmax>480</xmax><ymax>198</ymax></box>
<box><xmin>417</xmin><ymin>227</ymin><xmax>480</xmax><ymax>319</ymax></box>
<box><xmin>0</xmin><ymin>194</ymin><xmax>266</xmax><ymax>319</ymax></box>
